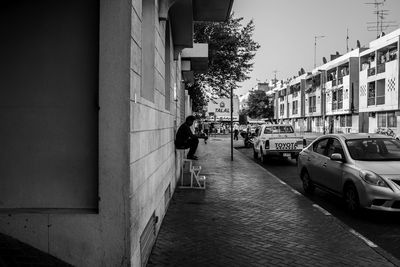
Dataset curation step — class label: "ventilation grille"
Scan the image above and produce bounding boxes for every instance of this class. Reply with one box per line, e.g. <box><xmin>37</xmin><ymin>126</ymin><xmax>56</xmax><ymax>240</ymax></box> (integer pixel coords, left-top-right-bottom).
<box><xmin>140</xmin><ymin>213</ymin><xmax>157</xmax><ymax>267</ymax></box>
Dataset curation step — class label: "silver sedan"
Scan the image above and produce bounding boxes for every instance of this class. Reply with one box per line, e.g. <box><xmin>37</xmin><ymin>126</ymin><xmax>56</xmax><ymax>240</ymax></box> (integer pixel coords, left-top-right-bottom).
<box><xmin>298</xmin><ymin>133</ymin><xmax>400</xmax><ymax>212</ymax></box>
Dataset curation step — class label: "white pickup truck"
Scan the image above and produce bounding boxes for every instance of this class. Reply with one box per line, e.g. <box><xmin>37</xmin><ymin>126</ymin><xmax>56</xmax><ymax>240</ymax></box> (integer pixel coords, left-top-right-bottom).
<box><xmin>253</xmin><ymin>124</ymin><xmax>306</xmax><ymax>162</ymax></box>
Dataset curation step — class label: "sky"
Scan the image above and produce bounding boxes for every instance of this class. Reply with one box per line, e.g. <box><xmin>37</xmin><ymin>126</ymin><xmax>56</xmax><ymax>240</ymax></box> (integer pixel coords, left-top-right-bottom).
<box><xmin>232</xmin><ymin>0</ymin><xmax>400</xmax><ymax>96</ymax></box>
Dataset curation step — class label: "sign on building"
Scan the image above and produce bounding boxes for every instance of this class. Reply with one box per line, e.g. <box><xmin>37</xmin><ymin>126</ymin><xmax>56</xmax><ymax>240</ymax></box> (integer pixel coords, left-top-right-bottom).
<box><xmin>207</xmin><ymin>98</ymin><xmax>239</xmax><ymax>121</ymax></box>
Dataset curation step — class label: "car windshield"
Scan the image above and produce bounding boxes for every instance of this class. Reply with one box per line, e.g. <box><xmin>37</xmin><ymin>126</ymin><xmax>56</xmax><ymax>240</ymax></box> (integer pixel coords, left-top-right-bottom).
<box><xmin>345</xmin><ymin>138</ymin><xmax>400</xmax><ymax>161</ymax></box>
<box><xmin>264</xmin><ymin>125</ymin><xmax>294</xmax><ymax>134</ymax></box>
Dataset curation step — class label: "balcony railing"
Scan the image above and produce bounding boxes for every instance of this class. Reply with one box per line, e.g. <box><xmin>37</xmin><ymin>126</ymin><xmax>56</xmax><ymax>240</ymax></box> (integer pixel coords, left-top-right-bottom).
<box><xmin>367</xmin><ymin>67</ymin><xmax>376</xmax><ymax>76</ymax></box>
<box><xmin>332</xmin><ymin>80</ymin><xmax>337</xmax><ymax>86</ymax></box>
<box><xmin>377</xmin><ymin>96</ymin><xmax>385</xmax><ymax>105</ymax></box>
<box><xmin>308</xmin><ymin>106</ymin><xmax>316</xmax><ymax>113</ymax></box>
<box><xmin>332</xmin><ymin>102</ymin><xmax>337</xmax><ymax>110</ymax></box>
<box><xmin>338</xmin><ymin>78</ymin><xmax>343</xmax><ymax>85</ymax></box>
<box><xmin>367</xmin><ymin>98</ymin><xmax>375</xmax><ymax>106</ymax></box>
<box><xmin>377</xmin><ymin>63</ymin><xmax>385</xmax><ymax>74</ymax></box>
<box><xmin>338</xmin><ymin>101</ymin><xmax>343</xmax><ymax>109</ymax></box>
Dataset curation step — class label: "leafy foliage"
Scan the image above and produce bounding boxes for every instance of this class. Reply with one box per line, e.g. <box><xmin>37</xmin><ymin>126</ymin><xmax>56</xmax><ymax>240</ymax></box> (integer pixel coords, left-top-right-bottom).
<box><xmin>246</xmin><ymin>90</ymin><xmax>274</xmax><ymax>119</ymax></box>
<box><xmin>188</xmin><ymin>14</ymin><xmax>260</xmax><ymax>111</ymax></box>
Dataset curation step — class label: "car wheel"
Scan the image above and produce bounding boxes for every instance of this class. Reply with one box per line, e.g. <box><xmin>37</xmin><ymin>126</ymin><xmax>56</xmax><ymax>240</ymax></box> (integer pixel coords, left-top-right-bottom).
<box><xmin>253</xmin><ymin>148</ymin><xmax>258</xmax><ymax>159</ymax></box>
<box><xmin>344</xmin><ymin>183</ymin><xmax>360</xmax><ymax>212</ymax></box>
<box><xmin>260</xmin><ymin>148</ymin><xmax>265</xmax><ymax>163</ymax></box>
<box><xmin>301</xmin><ymin>170</ymin><xmax>315</xmax><ymax>195</ymax></box>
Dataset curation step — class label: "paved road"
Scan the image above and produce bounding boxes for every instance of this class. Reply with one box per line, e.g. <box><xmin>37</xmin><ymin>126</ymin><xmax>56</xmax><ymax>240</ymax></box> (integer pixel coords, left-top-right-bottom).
<box><xmin>236</xmin><ymin>143</ymin><xmax>400</xmax><ymax>262</ymax></box>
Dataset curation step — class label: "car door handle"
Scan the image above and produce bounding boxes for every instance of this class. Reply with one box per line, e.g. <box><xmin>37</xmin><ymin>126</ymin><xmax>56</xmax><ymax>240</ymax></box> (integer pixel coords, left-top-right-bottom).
<box><xmin>322</xmin><ymin>162</ymin><xmax>327</xmax><ymax>167</ymax></box>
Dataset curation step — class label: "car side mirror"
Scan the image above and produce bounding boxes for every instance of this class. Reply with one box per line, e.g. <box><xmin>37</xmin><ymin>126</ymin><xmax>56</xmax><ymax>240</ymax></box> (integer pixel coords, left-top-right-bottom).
<box><xmin>330</xmin><ymin>153</ymin><xmax>343</xmax><ymax>161</ymax></box>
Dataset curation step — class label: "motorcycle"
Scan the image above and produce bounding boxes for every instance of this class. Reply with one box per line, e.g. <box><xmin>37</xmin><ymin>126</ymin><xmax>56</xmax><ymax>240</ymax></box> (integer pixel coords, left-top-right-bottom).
<box><xmin>241</xmin><ymin>132</ymin><xmax>256</xmax><ymax>148</ymax></box>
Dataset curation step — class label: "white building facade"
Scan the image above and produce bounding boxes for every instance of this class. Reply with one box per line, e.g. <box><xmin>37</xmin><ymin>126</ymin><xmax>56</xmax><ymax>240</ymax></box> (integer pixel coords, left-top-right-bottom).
<box><xmin>269</xmin><ymin>28</ymin><xmax>400</xmax><ymax>137</ymax></box>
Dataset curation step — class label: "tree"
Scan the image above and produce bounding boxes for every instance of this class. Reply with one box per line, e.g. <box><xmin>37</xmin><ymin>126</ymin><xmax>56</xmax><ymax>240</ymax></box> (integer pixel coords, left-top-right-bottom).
<box><xmin>188</xmin><ymin>14</ymin><xmax>260</xmax><ymax>111</ymax></box>
<box><xmin>245</xmin><ymin>90</ymin><xmax>273</xmax><ymax>119</ymax></box>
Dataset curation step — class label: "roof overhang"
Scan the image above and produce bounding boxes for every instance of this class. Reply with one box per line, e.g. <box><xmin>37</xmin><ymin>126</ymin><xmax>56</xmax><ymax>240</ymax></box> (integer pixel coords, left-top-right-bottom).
<box><xmin>193</xmin><ymin>0</ymin><xmax>233</xmax><ymax>22</ymax></box>
<box><xmin>181</xmin><ymin>43</ymin><xmax>208</xmax><ymax>72</ymax></box>
<box><xmin>167</xmin><ymin>0</ymin><xmax>233</xmax><ymax>58</ymax></box>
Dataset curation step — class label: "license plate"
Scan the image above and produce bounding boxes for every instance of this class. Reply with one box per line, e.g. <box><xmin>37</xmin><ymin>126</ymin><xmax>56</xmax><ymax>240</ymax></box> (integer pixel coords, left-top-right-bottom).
<box><xmin>283</xmin><ymin>153</ymin><xmax>291</xmax><ymax>157</ymax></box>
<box><xmin>275</xmin><ymin>142</ymin><xmax>297</xmax><ymax>150</ymax></box>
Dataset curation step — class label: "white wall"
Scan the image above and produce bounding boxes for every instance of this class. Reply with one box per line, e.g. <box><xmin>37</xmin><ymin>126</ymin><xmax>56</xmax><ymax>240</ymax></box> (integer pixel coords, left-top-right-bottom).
<box><xmin>129</xmin><ymin>0</ymin><xmax>183</xmax><ymax>265</ymax></box>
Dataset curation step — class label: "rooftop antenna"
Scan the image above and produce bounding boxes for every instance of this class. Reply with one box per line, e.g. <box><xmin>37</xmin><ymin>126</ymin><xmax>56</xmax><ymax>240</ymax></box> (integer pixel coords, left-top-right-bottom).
<box><xmin>272</xmin><ymin>70</ymin><xmax>279</xmax><ymax>86</ymax></box>
<box><xmin>365</xmin><ymin>0</ymin><xmax>398</xmax><ymax>38</ymax></box>
<box><xmin>346</xmin><ymin>28</ymin><xmax>349</xmax><ymax>52</ymax></box>
<box><xmin>314</xmin><ymin>35</ymin><xmax>326</xmax><ymax>68</ymax></box>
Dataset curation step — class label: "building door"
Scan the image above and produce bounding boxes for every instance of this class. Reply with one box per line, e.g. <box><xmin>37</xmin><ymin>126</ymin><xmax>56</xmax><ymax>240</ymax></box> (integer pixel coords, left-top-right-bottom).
<box><xmin>307</xmin><ymin>118</ymin><xmax>312</xmax><ymax>132</ymax></box>
<box><xmin>359</xmin><ymin>112</ymin><xmax>369</xmax><ymax>133</ymax></box>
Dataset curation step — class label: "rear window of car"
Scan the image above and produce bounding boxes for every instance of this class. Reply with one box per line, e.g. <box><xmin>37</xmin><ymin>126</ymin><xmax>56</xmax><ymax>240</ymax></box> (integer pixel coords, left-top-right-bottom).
<box><xmin>264</xmin><ymin>125</ymin><xmax>294</xmax><ymax>134</ymax></box>
<box><xmin>345</xmin><ymin>138</ymin><xmax>400</xmax><ymax>161</ymax></box>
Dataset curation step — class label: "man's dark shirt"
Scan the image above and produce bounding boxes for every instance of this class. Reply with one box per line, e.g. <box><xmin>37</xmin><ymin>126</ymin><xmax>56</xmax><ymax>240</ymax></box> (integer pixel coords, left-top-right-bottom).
<box><xmin>175</xmin><ymin>122</ymin><xmax>195</xmax><ymax>148</ymax></box>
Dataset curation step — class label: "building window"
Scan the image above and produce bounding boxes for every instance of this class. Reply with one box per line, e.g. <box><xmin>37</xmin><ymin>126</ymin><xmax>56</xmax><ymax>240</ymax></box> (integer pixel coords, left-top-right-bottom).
<box><xmin>315</xmin><ymin>117</ymin><xmax>321</xmax><ymax>127</ymax></box>
<box><xmin>346</xmin><ymin>115</ymin><xmax>352</xmax><ymax>127</ymax></box>
<box><xmin>338</xmin><ymin>89</ymin><xmax>343</xmax><ymax>109</ymax></box>
<box><xmin>309</xmin><ymin>96</ymin><xmax>316</xmax><ymax>112</ymax></box>
<box><xmin>141</xmin><ymin>0</ymin><xmax>156</xmax><ymax>102</ymax></box>
<box><xmin>332</xmin><ymin>89</ymin><xmax>343</xmax><ymax>110</ymax></box>
<box><xmin>378</xmin><ymin>112</ymin><xmax>387</xmax><ymax>128</ymax></box>
<box><xmin>379</xmin><ymin>112</ymin><xmax>397</xmax><ymax>128</ymax></box>
<box><xmin>292</xmin><ymin>100</ymin><xmax>298</xmax><ymax>115</ymax></box>
<box><xmin>332</xmin><ymin>91</ymin><xmax>337</xmax><ymax>110</ymax></box>
<box><xmin>340</xmin><ymin>116</ymin><xmax>346</xmax><ymax>127</ymax></box>
<box><xmin>280</xmin><ymin>103</ymin><xmax>284</xmax><ymax>116</ymax></box>
<box><xmin>376</xmin><ymin>79</ymin><xmax>385</xmax><ymax>105</ymax></box>
<box><xmin>367</xmin><ymin>82</ymin><xmax>375</xmax><ymax>106</ymax></box>
<box><xmin>388</xmin><ymin>112</ymin><xmax>397</xmax><ymax>127</ymax></box>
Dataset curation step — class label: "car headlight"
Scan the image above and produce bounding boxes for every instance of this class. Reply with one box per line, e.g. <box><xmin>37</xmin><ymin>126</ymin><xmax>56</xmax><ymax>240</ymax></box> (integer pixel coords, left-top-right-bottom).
<box><xmin>359</xmin><ymin>170</ymin><xmax>388</xmax><ymax>187</ymax></box>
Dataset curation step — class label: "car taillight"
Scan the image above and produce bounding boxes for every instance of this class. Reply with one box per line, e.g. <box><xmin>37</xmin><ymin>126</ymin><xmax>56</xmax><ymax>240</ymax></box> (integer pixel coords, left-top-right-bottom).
<box><xmin>265</xmin><ymin>140</ymin><xmax>270</xmax><ymax>149</ymax></box>
<box><xmin>303</xmin><ymin>139</ymin><xmax>307</xmax><ymax>147</ymax></box>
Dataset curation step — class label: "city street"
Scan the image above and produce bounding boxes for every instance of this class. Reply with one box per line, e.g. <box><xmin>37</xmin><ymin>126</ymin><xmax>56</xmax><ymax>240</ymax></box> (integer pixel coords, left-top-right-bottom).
<box><xmin>235</xmin><ymin>138</ymin><xmax>400</xmax><ymax>262</ymax></box>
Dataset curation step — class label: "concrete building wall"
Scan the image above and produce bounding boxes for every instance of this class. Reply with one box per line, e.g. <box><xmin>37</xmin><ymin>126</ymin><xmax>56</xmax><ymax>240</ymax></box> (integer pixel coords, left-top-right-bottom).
<box><xmin>0</xmin><ymin>0</ymin><xmax>132</xmax><ymax>266</ymax></box>
<box><xmin>129</xmin><ymin>0</ymin><xmax>183</xmax><ymax>265</ymax></box>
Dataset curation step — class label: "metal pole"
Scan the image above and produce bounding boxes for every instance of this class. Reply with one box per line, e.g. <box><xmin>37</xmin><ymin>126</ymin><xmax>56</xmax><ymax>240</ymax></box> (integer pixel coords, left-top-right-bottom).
<box><xmin>230</xmin><ymin>86</ymin><xmax>233</xmax><ymax>161</ymax></box>
<box><xmin>322</xmin><ymin>71</ymin><xmax>326</xmax><ymax>135</ymax></box>
<box><xmin>314</xmin><ymin>36</ymin><xmax>317</xmax><ymax>68</ymax></box>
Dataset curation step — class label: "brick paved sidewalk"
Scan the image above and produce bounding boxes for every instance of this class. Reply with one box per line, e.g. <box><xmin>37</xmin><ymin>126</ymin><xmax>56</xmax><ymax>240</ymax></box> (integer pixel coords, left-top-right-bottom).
<box><xmin>147</xmin><ymin>138</ymin><xmax>398</xmax><ymax>267</ymax></box>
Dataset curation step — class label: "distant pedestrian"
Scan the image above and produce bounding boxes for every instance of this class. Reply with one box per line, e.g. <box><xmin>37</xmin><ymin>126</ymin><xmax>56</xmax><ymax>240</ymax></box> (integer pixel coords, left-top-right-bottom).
<box><xmin>203</xmin><ymin>122</ymin><xmax>210</xmax><ymax>144</ymax></box>
<box><xmin>234</xmin><ymin>124</ymin><xmax>239</xmax><ymax>140</ymax></box>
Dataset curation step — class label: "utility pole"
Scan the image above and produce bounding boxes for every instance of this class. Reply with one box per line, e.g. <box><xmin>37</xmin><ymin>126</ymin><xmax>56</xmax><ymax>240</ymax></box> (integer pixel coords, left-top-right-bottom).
<box><xmin>314</xmin><ymin>35</ymin><xmax>326</xmax><ymax>68</ymax></box>
<box><xmin>318</xmin><ymin>70</ymin><xmax>326</xmax><ymax>134</ymax></box>
<box><xmin>230</xmin><ymin>85</ymin><xmax>233</xmax><ymax>161</ymax></box>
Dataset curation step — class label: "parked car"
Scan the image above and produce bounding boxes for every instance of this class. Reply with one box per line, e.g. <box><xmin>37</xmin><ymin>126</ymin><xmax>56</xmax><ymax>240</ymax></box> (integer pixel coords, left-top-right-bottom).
<box><xmin>253</xmin><ymin>124</ymin><xmax>306</xmax><ymax>162</ymax></box>
<box><xmin>297</xmin><ymin>133</ymin><xmax>400</xmax><ymax>212</ymax></box>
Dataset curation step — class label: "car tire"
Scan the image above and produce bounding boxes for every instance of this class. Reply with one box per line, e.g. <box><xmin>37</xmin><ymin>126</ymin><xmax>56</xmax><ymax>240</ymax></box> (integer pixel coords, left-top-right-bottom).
<box><xmin>301</xmin><ymin>170</ymin><xmax>315</xmax><ymax>195</ymax></box>
<box><xmin>253</xmin><ymin>148</ymin><xmax>258</xmax><ymax>159</ymax></box>
<box><xmin>344</xmin><ymin>183</ymin><xmax>360</xmax><ymax>212</ymax></box>
<box><xmin>260</xmin><ymin>148</ymin><xmax>266</xmax><ymax>163</ymax></box>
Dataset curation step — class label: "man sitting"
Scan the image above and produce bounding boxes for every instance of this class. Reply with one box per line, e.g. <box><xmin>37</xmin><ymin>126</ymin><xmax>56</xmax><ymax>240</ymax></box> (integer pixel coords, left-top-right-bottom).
<box><xmin>175</xmin><ymin>115</ymin><xmax>199</xmax><ymax>160</ymax></box>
